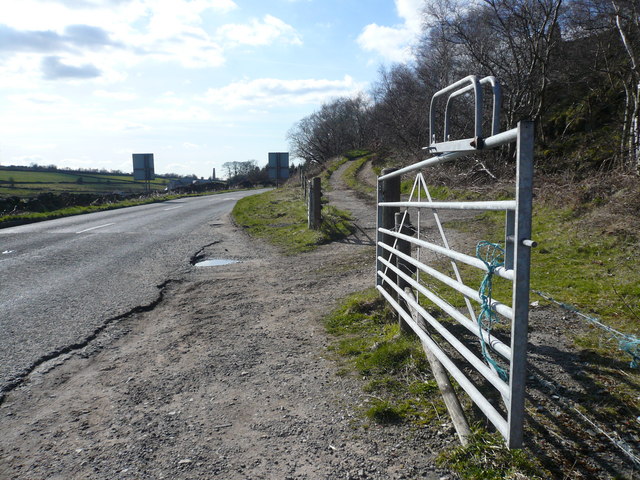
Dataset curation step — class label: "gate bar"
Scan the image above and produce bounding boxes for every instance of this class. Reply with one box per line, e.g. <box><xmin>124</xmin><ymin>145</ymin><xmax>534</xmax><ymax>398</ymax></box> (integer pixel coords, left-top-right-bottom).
<box><xmin>378</xmin><ymin>200</ymin><xmax>516</xmax><ymax>211</ymax></box>
<box><xmin>379</xmin><ymin>128</ymin><xmax>518</xmax><ymax>182</ymax></box>
<box><xmin>506</xmin><ymin>120</ymin><xmax>535</xmax><ymax>448</ymax></box>
<box><xmin>379</xmin><ymin>269</ymin><xmax>511</xmax><ymax>398</ymax></box>
<box><xmin>378</xmin><ymin>256</ymin><xmax>512</xmax><ymax>360</ymax></box>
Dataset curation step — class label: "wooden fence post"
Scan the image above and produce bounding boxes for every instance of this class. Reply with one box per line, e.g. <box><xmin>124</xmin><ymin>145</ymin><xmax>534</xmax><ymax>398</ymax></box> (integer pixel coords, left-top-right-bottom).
<box><xmin>308</xmin><ymin>177</ymin><xmax>322</xmax><ymax>229</ymax></box>
<box><xmin>379</xmin><ymin>168</ymin><xmax>400</xmax><ymax>297</ymax></box>
<box><xmin>395</xmin><ymin>211</ymin><xmax>416</xmax><ymax>335</ymax></box>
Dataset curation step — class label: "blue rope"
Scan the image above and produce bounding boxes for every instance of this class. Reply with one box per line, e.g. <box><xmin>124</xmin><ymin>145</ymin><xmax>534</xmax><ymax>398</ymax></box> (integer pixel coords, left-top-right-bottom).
<box><xmin>476</xmin><ymin>241</ymin><xmax>509</xmax><ymax>381</ymax></box>
<box><xmin>534</xmin><ymin>290</ymin><xmax>640</xmax><ymax>368</ymax></box>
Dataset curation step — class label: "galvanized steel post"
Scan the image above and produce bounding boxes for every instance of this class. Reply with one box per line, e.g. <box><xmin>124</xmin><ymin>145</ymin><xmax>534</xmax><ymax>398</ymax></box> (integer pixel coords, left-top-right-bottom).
<box><xmin>507</xmin><ymin>120</ymin><xmax>534</xmax><ymax>449</ymax></box>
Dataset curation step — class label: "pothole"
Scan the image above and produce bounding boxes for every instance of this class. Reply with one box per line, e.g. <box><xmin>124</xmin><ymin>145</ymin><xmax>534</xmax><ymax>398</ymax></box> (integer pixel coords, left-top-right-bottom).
<box><xmin>194</xmin><ymin>259</ymin><xmax>240</xmax><ymax>267</ymax></box>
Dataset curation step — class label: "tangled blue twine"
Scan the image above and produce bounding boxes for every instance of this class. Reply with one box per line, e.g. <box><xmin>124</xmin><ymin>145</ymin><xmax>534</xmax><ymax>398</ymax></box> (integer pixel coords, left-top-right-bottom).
<box><xmin>476</xmin><ymin>241</ymin><xmax>509</xmax><ymax>382</ymax></box>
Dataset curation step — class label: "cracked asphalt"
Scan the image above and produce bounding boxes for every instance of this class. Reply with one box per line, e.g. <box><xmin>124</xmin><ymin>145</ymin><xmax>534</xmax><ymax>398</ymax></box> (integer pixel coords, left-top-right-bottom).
<box><xmin>0</xmin><ymin>190</ymin><xmax>267</xmax><ymax>399</ymax></box>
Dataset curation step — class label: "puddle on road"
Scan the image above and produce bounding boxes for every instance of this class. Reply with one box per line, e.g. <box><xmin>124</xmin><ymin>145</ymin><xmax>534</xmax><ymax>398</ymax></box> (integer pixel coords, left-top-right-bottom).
<box><xmin>194</xmin><ymin>258</ymin><xmax>240</xmax><ymax>267</ymax></box>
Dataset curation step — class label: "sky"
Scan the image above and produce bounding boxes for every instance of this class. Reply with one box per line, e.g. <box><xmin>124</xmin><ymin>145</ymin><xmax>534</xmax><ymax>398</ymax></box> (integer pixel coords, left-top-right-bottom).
<box><xmin>0</xmin><ymin>0</ymin><xmax>425</xmax><ymax>178</ymax></box>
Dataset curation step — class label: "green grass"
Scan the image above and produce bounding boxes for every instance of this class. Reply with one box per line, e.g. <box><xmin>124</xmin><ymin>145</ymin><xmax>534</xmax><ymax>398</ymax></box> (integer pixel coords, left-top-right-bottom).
<box><xmin>344</xmin><ymin>149</ymin><xmax>371</xmax><ymax>160</ymax></box>
<box><xmin>437</xmin><ymin>428</ymin><xmax>547</xmax><ymax>480</ymax></box>
<box><xmin>324</xmin><ymin>288</ymin><xmax>448</xmax><ymax>426</ymax></box>
<box><xmin>0</xmin><ymin>168</ymin><xmax>173</xmax><ymax>198</ymax></box>
<box><xmin>400</xmin><ymin>181</ymin><xmax>460</xmax><ymax>200</ymax></box>
<box><xmin>231</xmin><ymin>185</ymin><xmax>354</xmax><ymax>254</ymax></box>
<box><xmin>428</xmin><ymin>198</ymin><xmax>640</xmax><ymax>344</ymax></box>
<box><xmin>448</xmin><ymin>206</ymin><xmax>640</xmax><ymax>339</ymax></box>
<box><xmin>325</xmin><ymin>288</ymin><xmax>547</xmax><ymax>478</ymax></box>
<box><xmin>530</xmin><ymin>207</ymin><xmax>639</xmax><ymax>327</ymax></box>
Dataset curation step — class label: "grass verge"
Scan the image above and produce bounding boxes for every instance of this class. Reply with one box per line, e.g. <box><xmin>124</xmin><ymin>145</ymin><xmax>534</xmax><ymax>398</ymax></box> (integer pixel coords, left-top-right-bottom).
<box><xmin>0</xmin><ymin>189</ymin><xmax>259</xmax><ymax>229</ymax></box>
<box><xmin>324</xmin><ymin>288</ymin><xmax>547</xmax><ymax>478</ymax></box>
<box><xmin>324</xmin><ymin>288</ymin><xmax>446</xmax><ymax>426</ymax></box>
<box><xmin>437</xmin><ymin>428</ymin><xmax>547</xmax><ymax>480</ymax></box>
<box><xmin>231</xmin><ymin>185</ymin><xmax>353</xmax><ymax>254</ymax></box>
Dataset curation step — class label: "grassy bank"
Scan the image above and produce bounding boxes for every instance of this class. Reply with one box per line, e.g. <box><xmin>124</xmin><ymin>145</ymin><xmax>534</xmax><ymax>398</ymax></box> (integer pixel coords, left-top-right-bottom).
<box><xmin>231</xmin><ymin>185</ymin><xmax>353</xmax><ymax>254</ymax></box>
<box><xmin>0</xmin><ymin>167</ymin><xmax>174</xmax><ymax>197</ymax></box>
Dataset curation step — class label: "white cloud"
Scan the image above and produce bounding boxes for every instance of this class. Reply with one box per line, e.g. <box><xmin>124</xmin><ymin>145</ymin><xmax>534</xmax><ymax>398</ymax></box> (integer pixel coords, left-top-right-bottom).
<box><xmin>144</xmin><ymin>0</ymin><xmax>237</xmax><ymax>37</ymax></box>
<box><xmin>0</xmin><ymin>0</ymin><xmax>237</xmax><ymax>81</ymax></box>
<box><xmin>116</xmin><ymin>105</ymin><xmax>213</xmax><ymax>122</ymax></box>
<box><xmin>357</xmin><ymin>0</ymin><xmax>424</xmax><ymax>63</ymax></box>
<box><xmin>202</xmin><ymin>75</ymin><xmax>364</xmax><ymax>109</ymax></box>
<box><xmin>94</xmin><ymin>89</ymin><xmax>138</xmax><ymax>101</ymax></box>
<box><xmin>8</xmin><ymin>92</ymin><xmax>71</xmax><ymax>106</ymax></box>
<box><xmin>217</xmin><ymin>15</ymin><xmax>302</xmax><ymax>47</ymax></box>
<box><xmin>395</xmin><ymin>0</ymin><xmax>425</xmax><ymax>34</ymax></box>
<box><xmin>140</xmin><ymin>30</ymin><xmax>227</xmax><ymax>68</ymax></box>
<box><xmin>156</xmin><ymin>94</ymin><xmax>185</xmax><ymax>106</ymax></box>
<box><xmin>82</xmin><ymin>117</ymin><xmax>151</xmax><ymax>132</ymax></box>
<box><xmin>28</xmin><ymin>143</ymin><xmax>59</xmax><ymax>151</ymax></box>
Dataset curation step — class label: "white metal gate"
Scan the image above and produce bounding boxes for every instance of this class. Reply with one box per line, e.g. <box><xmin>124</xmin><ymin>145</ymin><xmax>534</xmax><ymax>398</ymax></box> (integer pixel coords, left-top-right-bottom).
<box><xmin>375</xmin><ymin>76</ymin><xmax>535</xmax><ymax>448</ymax></box>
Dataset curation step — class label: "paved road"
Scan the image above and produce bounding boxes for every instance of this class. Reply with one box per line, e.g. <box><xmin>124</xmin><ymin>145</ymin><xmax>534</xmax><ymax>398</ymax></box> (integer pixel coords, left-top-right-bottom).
<box><xmin>0</xmin><ymin>190</ymin><xmax>265</xmax><ymax>396</ymax></box>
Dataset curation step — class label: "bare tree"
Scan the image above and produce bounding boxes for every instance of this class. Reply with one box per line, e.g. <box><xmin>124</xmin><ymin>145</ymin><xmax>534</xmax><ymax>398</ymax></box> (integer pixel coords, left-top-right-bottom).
<box><xmin>429</xmin><ymin>0</ymin><xmax>564</xmax><ymax>128</ymax></box>
<box><xmin>611</xmin><ymin>0</ymin><xmax>640</xmax><ymax>172</ymax></box>
<box><xmin>287</xmin><ymin>95</ymin><xmax>371</xmax><ymax>166</ymax></box>
<box><xmin>369</xmin><ymin>64</ymin><xmax>432</xmax><ymax>159</ymax></box>
<box><xmin>564</xmin><ymin>0</ymin><xmax>639</xmax><ymax>171</ymax></box>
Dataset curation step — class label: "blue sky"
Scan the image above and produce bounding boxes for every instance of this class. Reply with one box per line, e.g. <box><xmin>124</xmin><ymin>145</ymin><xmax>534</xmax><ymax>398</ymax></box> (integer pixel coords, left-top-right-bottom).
<box><xmin>0</xmin><ymin>0</ymin><xmax>424</xmax><ymax>178</ymax></box>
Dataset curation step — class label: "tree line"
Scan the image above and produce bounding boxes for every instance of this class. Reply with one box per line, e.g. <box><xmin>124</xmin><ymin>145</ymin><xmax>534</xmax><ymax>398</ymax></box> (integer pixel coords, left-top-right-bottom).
<box><xmin>222</xmin><ymin>160</ymin><xmax>272</xmax><ymax>186</ymax></box>
<box><xmin>288</xmin><ymin>0</ymin><xmax>640</xmax><ymax>177</ymax></box>
<box><xmin>0</xmin><ymin>163</ymin><xmax>191</xmax><ymax>180</ymax></box>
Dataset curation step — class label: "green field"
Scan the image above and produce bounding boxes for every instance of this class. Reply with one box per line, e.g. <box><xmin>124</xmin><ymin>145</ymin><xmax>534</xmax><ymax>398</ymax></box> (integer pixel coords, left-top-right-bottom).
<box><xmin>0</xmin><ymin>168</ymin><xmax>174</xmax><ymax>197</ymax></box>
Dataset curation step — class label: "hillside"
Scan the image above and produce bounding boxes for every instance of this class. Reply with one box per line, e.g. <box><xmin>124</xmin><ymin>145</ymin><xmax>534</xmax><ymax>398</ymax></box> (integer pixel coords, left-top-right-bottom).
<box><xmin>0</xmin><ymin>166</ymin><xmax>174</xmax><ymax>198</ymax></box>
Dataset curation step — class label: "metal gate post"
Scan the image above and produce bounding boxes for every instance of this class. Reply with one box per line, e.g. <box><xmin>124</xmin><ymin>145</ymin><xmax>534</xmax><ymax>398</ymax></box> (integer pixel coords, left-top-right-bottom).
<box><xmin>507</xmin><ymin>120</ymin><xmax>534</xmax><ymax>448</ymax></box>
<box><xmin>376</xmin><ymin>176</ymin><xmax>383</xmax><ymax>286</ymax></box>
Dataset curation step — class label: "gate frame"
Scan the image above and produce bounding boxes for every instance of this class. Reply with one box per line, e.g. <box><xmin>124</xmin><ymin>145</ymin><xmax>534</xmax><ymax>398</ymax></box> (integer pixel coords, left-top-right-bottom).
<box><xmin>375</xmin><ymin>75</ymin><xmax>534</xmax><ymax>448</ymax></box>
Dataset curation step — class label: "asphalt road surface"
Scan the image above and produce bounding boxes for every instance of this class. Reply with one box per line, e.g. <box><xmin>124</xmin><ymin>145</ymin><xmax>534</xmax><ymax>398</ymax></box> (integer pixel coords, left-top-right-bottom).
<box><xmin>0</xmin><ymin>190</ymin><xmax>266</xmax><ymax>397</ymax></box>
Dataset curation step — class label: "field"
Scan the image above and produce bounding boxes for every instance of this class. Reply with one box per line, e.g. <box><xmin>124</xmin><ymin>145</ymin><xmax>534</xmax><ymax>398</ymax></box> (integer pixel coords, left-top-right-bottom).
<box><xmin>0</xmin><ymin>167</ymin><xmax>174</xmax><ymax>197</ymax></box>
